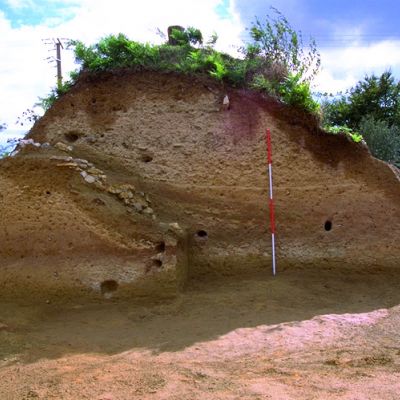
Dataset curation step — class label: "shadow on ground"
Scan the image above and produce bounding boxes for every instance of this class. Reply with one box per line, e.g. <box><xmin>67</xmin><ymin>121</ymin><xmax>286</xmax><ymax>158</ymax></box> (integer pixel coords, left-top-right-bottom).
<box><xmin>1</xmin><ymin>266</ymin><xmax>400</xmax><ymax>364</ymax></box>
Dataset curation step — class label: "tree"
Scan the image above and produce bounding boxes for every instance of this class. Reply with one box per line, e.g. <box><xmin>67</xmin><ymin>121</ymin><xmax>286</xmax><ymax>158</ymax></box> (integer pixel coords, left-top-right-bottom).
<box><xmin>0</xmin><ymin>122</ymin><xmax>6</xmax><ymax>131</ymax></box>
<box><xmin>360</xmin><ymin>116</ymin><xmax>400</xmax><ymax>165</ymax></box>
<box><xmin>348</xmin><ymin>71</ymin><xmax>400</xmax><ymax>128</ymax></box>
<box><xmin>323</xmin><ymin>71</ymin><xmax>400</xmax><ymax>129</ymax></box>
<box><xmin>322</xmin><ymin>71</ymin><xmax>400</xmax><ymax>165</ymax></box>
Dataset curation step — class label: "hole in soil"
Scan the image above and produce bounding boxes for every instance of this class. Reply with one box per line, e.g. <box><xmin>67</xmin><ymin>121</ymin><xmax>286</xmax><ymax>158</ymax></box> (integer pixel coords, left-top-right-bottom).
<box><xmin>196</xmin><ymin>230</ymin><xmax>208</xmax><ymax>238</ymax></box>
<box><xmin>153</xmin><ymin>259</ymin><xmax>163</xmax><ymax>268</ymax></box>
<box><xmin>64</xmin><ymin>132</ymin><xmax>80</xmax><ymax>142</ymax></box>
<box><xmin>92</xmin><ymin>197</ymin><xmax>106</xmax><ymax>206</ymax></box>
<box><xmin>141</xmin><ymin>154</ymin><xmax>153</xmax><ymax>163</ymax></box>
<box><xmin>45</xmin><ymin>190</ymin><xmax>51</xmax><ymax>195</ymax></box>
<box><xmin>324</xmin><ymin>220</ymin><xmax>332</xmax><ymax>231</ymax></box>
<box><xmin>100</xmin><ymin>280</ymin><xmax>119</xmax><ymax>295</ymax></box>
<box><xmin>155</xmin><ymin>241</ymin><xmax>166</xmax><ymax>252</ymax></box>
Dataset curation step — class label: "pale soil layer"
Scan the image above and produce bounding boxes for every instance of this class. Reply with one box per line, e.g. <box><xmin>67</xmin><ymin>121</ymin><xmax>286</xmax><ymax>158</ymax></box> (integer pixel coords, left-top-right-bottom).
<box><xmin>1</xmin><ymin>266</ymin><xmax>400</xmax><ymax>399</ymax></box>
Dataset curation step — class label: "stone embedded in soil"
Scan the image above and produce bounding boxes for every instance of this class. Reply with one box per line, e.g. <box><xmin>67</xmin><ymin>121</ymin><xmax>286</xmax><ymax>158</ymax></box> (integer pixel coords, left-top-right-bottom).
<box><xmin>222</xmin><ymin>94</ymin><xmax>230</xmax><ymax>110</ymax></box>
<box><xmin>50</xmin><ymin>155</ymin><xmax>73</xmax><ymax>162</ymax></box>
<box><xmin>118</xmin><ymin>191</ymin><xmax>133</xmax><ymax>200</ymax></box>
<box><xmin>168</xmin><ymin>222</ymin><xmax>183</xmax><ymax>235</ymax></box>
<box><xmin>94</xmin><ymin>181</ymin><xmax>105</xmax><ymax>189</ymax></box>
<box><xmin>132</xmin><ymin>202</ymin><xmax>143</xmax><ymax>212</ymax></box>
<box><xmin>56</xmin><ymin>162</ymin><xmax>80</xmax><ymax>169</ymax></box>
<box><xmin>87</xmin><ymin>167</ymin><xmax>104</xmax><ymax>175</ymax></box>
<box><xmin>107</xmin><ymin>185</ymin><xmax>122</xmax><ymax>194</ymax></box>
<box><xmin>55</xmin><ymin>142</ymin><xmax>73</xmax><ymax>152</ymax></box>
<box><xmin>84</xmin><ymin>174</ymin><xmax>96</xmax><ymax>184</ymax></box>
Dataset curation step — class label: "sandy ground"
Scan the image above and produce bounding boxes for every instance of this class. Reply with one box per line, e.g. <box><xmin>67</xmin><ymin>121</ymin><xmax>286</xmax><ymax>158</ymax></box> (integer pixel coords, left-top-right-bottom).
<box><xmin>1</xmin><ymin>266</ymin><xmax>400</xmax><ymax>399</ymax></box>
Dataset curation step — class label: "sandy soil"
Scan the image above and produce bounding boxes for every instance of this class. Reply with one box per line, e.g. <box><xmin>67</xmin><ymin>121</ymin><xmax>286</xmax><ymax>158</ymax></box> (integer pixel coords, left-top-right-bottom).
<box><xmin>1</xmin><ymin>266</ymin><xmax>400</xmax><ymax>399</ymax></box>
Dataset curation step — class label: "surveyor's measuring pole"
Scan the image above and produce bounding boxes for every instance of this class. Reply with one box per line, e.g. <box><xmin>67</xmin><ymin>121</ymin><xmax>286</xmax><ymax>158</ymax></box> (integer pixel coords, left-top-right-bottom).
<box><xmin>266</xmin><ymin>128</ymin><xmax>276</xmax><ymax>276</ymax></box>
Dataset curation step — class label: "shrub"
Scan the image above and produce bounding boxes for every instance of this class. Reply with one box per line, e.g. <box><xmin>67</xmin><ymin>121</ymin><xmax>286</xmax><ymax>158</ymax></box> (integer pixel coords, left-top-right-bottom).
<box><xmin>278</xmin><ymin>73</ymin><xmax>320</xmax><ymax>114</ymax></box>
<box><xmin>244</xmin><ymin>7</ymin><xmax>320</xmax><ymax>82</ymax></box>
<box><xmin>36</xmin><ymin>76</ymin><xmax>76</xmax><ymax>111</ymax></box>
<box><xmin>37</xmin><ymin>11</ymin><xmax>323</xmax><ymax>118</ymax></box>
<box><xmin>324</xmin><ymin>125</ymin><xmax>363</xmax><ymax>143</ymax></box>
<box><xmin>169</xmin><ymin>26</ymin><xmax>203</xmax><ymax>46</ymax></box>
<box><xmin>72</xmin><ymin>34</ymin><xmax>161</xmax><ymax>71</ymax></box>
<box><xmin>359</xmin><ymin>116</ymin><xmax>400</xmax><ymax>164</ymax></box>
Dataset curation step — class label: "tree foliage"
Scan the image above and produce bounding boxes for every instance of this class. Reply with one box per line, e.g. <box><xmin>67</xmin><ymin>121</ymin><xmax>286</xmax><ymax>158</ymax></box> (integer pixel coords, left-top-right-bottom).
<box><xmin>322</xmin><ymin>71</ymin><xmax>400</xmax><ymax>161</ymax></box>
<box><xmin>39</xmin><ymin>10</ymin><xmax>322</xmax><ymax>117</ymax></box>
<box><xmin>323</xmin><ymin>71</ymin><xmax>400</xmax><ymax>129</ymax></box>
<box><xmin>359</xmin><ymin>116</ymin><xmax>400</xmax><ymax>165</ymax></box>
<box><xmin>169</xmin><ymin>26</ymin><xmax>203</xmax><ymax>46</ymax></box>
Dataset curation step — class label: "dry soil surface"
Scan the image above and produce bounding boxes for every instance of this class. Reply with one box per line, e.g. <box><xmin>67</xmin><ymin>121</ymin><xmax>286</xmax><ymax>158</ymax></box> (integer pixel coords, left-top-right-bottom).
<box><xmin>1</xmin><ymin>266</ymin><xmax>400</xmax><ymax>399</ymax></box>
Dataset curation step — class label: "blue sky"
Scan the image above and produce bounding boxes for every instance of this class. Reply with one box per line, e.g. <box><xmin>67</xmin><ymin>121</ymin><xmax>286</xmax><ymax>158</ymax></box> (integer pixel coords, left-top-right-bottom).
<box><xmin>1</xmin><ymin>0</ymin><xmax>400</xmax><ymax>132</ymax></box>
<box><xmin>0</xmin><ymin>0</ymin><xmax>78</xmax><ymax>27</ymax></box>
<box><xmin>236</xmin><ymin>0</ymin><xmax>400</xmax><ymax>41</ymax></box>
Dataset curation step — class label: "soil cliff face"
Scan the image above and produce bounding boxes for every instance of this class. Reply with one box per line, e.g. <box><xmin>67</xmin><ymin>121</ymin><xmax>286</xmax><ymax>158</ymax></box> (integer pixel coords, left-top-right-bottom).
<box><xmin>1</xmin><ymin>70</ymin><xmax>399</xmax><ymax>301</ymax></box>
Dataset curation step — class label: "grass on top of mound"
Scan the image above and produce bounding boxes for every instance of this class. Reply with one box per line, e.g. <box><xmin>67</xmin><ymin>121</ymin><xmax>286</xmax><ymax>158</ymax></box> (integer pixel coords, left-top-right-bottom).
<box><xmin>38</xmin><ymin>9</ymin><xmax>321</xmax><ymax>117</ymax></box>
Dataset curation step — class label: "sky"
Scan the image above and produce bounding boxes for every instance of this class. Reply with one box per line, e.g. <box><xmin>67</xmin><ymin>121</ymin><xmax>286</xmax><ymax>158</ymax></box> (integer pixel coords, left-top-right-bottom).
<box><xmin>1</xmin><ymin>0</ymin><xmax>400</xmax><ymax>133</ymax></box>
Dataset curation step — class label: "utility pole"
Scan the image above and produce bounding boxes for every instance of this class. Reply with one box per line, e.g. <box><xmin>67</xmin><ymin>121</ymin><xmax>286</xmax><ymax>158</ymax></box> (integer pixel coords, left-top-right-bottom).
<box><xmin>55</xmin><ymin>39</ymin><xmax>63</xmax><ymax>90</ymax></box>
<box><xmin>42</xmin><ymin>38</ymin><xmax>70</xmax><ymax>90</ymax></box>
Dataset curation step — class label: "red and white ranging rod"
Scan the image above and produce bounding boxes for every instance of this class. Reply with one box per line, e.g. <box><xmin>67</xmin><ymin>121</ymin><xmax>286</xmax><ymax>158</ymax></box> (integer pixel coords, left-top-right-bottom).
<box><xmin>265</xmin><ymin>128</ymin><xmax>277</xmax><ymax>276</ymax></box>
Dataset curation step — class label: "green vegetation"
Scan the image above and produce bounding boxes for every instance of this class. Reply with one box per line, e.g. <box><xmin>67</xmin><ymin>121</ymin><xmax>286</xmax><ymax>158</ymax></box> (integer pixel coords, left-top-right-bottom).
<box><xmin>39</xmin><ymin>10</ymin><xmax>400</xmax><ymax>162</ymax></box>
<box><xmin>38</xmin><ymin>9</ymin><xmax>320</xmax><ymax>115</ymax></box>
<box><xmin>168</xmin><ymin>26</ymin><xmax>203</xmax><ymax>46</ymax></box>
<box><xmin>323</xmin><ymin>125</ymin><xmax>363</xmax><ymax>143</ymax></box>
<box><xmin>278</xmin><ymin>73</ymin><xmax>319</xmax><ymax>114</ymax></box>
<box><xmin>359</xmin><ymin>117</ymin><xmax>400</xmax><ymax>166</ymax></box>
<box><xmin>244</xmin><ymin>7</ymin><xmax>320</xmax><ymax>82</ymax></box>
<box><xmin>36</xmin><ymin>78</ymin><xmax>75</xmax><ymax>111</ymax></box>
<box><xmin>322</xmin><ymin>71</ymin><xmax>400</xmax><ymax>129</ymax></box>
<box><xmin>322</xmin><ymin>71</ymin><xmax>400</xmax><ymax>165</ymax></box>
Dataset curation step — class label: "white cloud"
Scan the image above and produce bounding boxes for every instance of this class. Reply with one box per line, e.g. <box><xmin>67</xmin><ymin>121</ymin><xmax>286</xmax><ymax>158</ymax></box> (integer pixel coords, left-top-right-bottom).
<box><xmin>314</xmin><ymin>40</ymin><xmax>400</xmax><ymax>94</ymax></box>
<box><xmin>0</xmin><ymin>0</ymin><xmax>245</xmax><ymax>130</ymax></box>
<box><xmin>313</xmin><ymin>69</ymin><xmax>356</xmax><ymax>95</ymax></box>
<box><xmin>2</xmin><ymin>0</ymin><xmax>400</xmax><ymax>132</ymax></box>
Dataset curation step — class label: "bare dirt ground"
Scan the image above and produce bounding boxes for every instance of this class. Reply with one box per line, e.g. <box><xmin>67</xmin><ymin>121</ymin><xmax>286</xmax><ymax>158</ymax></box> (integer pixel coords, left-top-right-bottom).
<box><xmin>1</xmin><ymin>266</ymin><xmax>400</xmax><ymax>399</ymax></box>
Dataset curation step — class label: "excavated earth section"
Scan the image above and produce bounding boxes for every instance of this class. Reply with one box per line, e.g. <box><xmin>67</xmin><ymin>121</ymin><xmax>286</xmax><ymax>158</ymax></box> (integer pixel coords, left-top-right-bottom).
<box><xmin>0</xmin><ymin>70</ymin><xmax>400</xmax><ymax>399</ymax></box>
<box><xmin>1</xmin><ymin>69</ymin><xmax>398</xmax><ymax>301</ymax></box>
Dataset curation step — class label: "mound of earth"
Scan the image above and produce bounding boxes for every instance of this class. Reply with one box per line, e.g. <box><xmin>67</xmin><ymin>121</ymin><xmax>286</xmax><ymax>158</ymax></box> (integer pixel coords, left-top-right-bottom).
<box><xmin>0</xmin><ymin>70</ymin><xmax>399</xmax><ymax>302</ymax></box>
<box><xmin>1</xmin><ymin>69</ymin><xmax>400</xmax><ymax>399</ymax></box>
